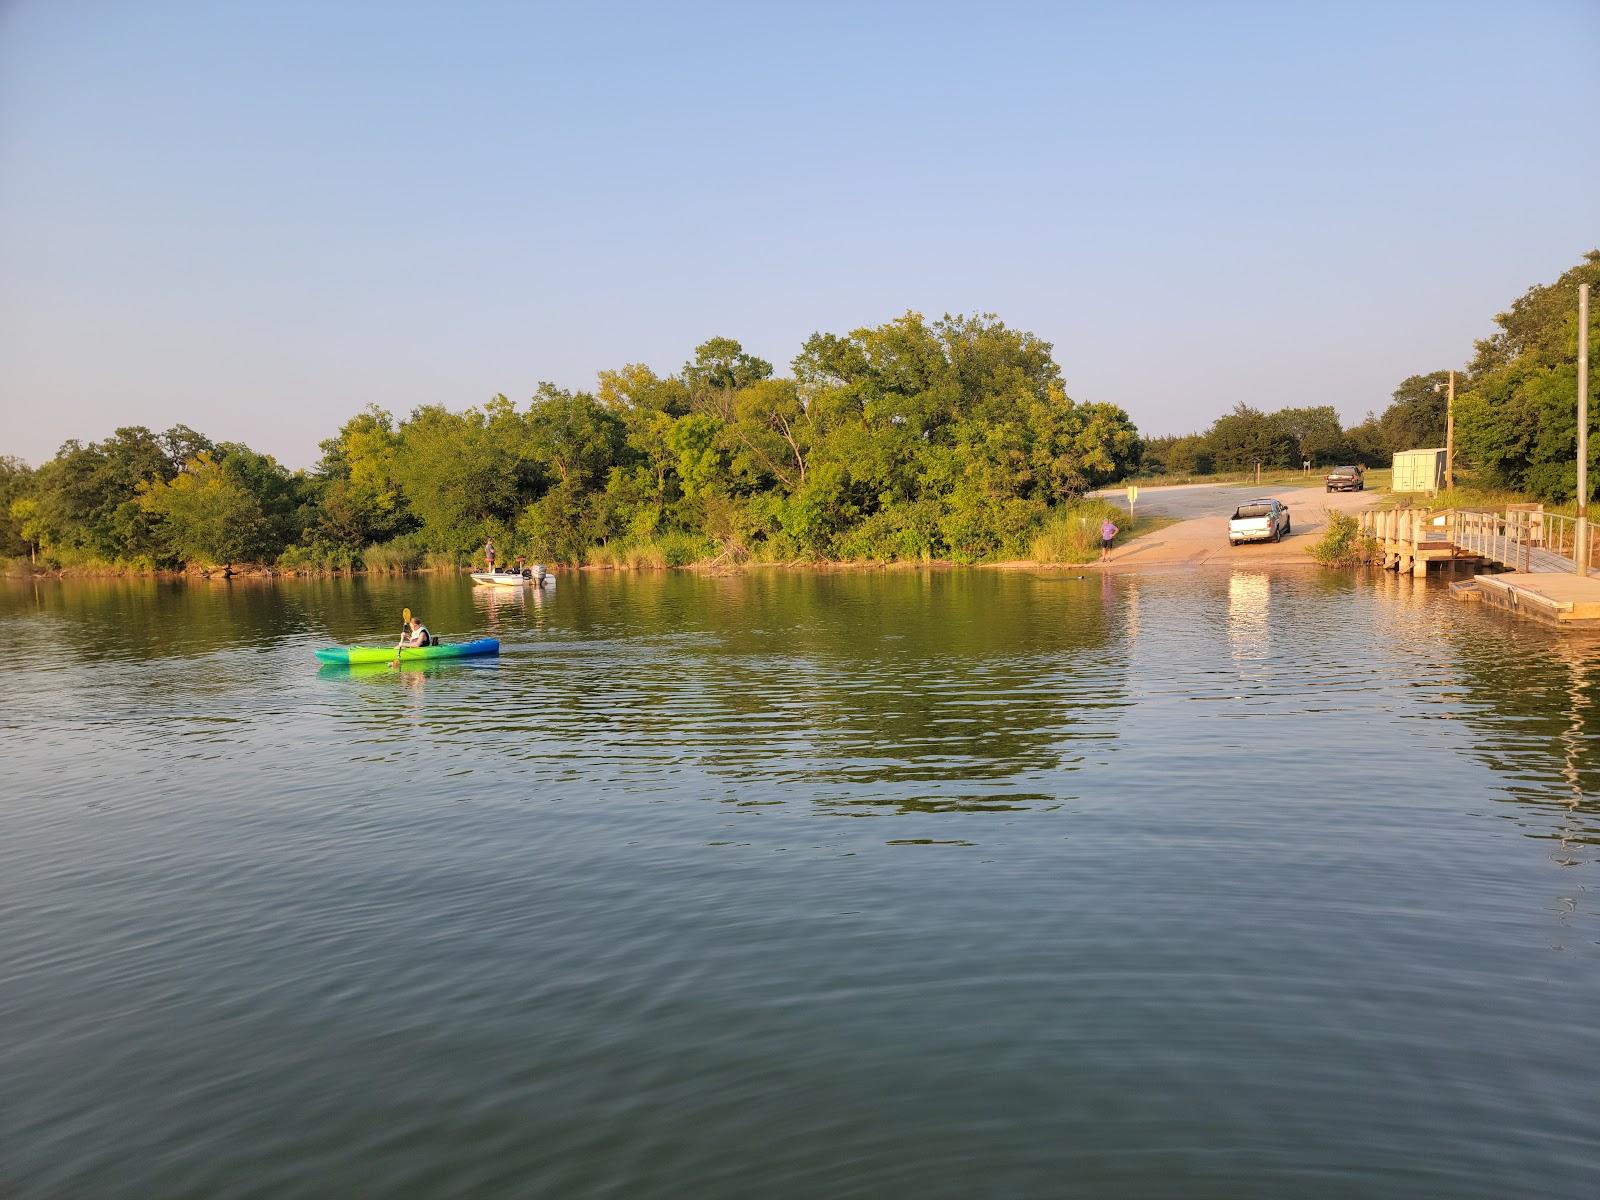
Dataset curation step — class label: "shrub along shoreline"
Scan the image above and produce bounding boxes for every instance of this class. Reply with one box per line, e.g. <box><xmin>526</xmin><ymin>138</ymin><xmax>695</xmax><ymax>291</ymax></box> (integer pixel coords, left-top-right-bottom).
<box><xmin>2</xmin><ymin>497</ymin><xmax>1173</xmax><ymax>580</ymax></box>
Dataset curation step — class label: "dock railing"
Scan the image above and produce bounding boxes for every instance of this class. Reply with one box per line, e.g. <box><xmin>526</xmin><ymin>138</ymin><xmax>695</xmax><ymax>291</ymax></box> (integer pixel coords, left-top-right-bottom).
<box><xmin>1368</xmin><ymin>505</ymin><xmax>1600</xmax><ymax>576</ymax></box>
<box><xmin>1529</xmin><ymin>511</ymin><xmax>1600</xmax><ymax>571</ymax></box>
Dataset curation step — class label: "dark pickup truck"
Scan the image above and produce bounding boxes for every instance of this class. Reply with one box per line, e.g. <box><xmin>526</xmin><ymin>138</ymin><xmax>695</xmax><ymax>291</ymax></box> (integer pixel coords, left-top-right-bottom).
<box><xmin>1325</xmin><ymin>465</ymin><xmax>1364</xmax><ymax>492</ymax></box>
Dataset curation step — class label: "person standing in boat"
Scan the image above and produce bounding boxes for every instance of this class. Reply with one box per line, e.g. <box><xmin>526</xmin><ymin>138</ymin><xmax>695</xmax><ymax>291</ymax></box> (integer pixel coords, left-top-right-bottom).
<box><xmin>483</xmin><ymin>537</ymin><xmax>497</xmax><ymax>573</ymax></box>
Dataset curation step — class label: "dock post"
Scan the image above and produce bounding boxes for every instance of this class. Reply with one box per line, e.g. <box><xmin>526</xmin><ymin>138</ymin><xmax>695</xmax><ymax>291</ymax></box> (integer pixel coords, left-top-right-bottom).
<box><xmin>1579</xmin><ymin>282</ymin><xmax>1590</xmax><ymax>575</ymax></box>
<box><xmin>1413</xmin><ymin>509</ymin><xmax>1428</xmax><ymax>578</ymax></box>
<box><xmin>1446</xmin><ymin>370</ymin><xmax>1456</xmax><ymax>490</ymax></box>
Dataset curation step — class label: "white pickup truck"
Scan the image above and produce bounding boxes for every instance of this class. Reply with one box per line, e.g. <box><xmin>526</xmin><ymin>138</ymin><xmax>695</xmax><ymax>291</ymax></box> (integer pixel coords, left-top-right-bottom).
<box><xmin>1229</xmin><ymin>498</ymin><xmax>1292</xmax><ymax>545</ymax></box>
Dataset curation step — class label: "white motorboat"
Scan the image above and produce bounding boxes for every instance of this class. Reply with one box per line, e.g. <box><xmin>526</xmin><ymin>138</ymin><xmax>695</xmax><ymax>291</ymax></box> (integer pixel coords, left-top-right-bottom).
<box><xmin>470</xmin><ymin>565</ymin><xmax>555</xmax><ymax>587</ymax></box>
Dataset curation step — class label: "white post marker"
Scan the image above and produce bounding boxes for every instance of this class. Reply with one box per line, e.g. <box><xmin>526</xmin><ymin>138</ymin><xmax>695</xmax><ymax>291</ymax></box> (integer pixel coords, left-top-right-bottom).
<box><xmin>1126</xmin><ymin>485</ymin><xmax>1138</xmax><ymax>517</ymax></box>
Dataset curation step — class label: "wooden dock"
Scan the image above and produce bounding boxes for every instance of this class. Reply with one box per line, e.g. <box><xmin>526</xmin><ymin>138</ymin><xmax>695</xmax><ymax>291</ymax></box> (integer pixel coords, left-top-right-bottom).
<box><xmin>1361</xmin><ymin>506</ymin><xmax>1600</xmax><ymax>630</ymax></box>
<box><xmin>1360</xmin><ymin>508</ymin><xmax>1486</xmax><ymax>577</ymax></box>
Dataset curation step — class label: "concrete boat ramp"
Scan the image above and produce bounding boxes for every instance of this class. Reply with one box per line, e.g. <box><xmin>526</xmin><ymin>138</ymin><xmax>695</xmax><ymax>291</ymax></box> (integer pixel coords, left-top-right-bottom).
<box><xmin>1090</xmin><ymin>489</ymin><xmax>1600</xmax><ymax>629</ymax></box>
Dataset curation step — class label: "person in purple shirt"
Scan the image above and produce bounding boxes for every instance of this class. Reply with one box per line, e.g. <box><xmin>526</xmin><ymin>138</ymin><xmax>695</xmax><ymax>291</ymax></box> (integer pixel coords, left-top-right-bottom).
<box><xmin>1100</xmin><ymin>516</ymin><xmax>1119</xmax><ymax>561</ymax></box>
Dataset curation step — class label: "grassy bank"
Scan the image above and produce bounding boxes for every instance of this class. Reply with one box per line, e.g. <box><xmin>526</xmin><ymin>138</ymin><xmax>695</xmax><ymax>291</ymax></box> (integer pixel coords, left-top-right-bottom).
<box><xmin>1</xmin><ymin>499</ymin><xmax>1187</xmax><ymax>580</ymax></box>
<box><xmin>1029</xmin><ymin>502</ymin><xmax>1179</xmax><ymax>565</ymax></box>
<box><xmin>1369</xmin><ymin>471</ymin><xmax>1568</xmax><ymax>516</ymax></box>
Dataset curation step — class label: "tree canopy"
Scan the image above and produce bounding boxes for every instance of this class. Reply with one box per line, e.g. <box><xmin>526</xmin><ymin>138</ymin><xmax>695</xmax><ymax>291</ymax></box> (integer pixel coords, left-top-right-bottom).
<box><xmin>5</xmin><ymin>311</ymin><xmax>1143</xmax><ymax>569</ymax></box>
<box><xmin>1454</xmin><ymin>252</ymin><xmax>1600</xmax><ymax>500</ymax></box>
<box><xmin>8</xmin><ymin>261</ymin><xmax>1596</xmax><ymax>571</ymax></box>
<box><xmin>137</xmin><ymin>451</ymin><xmax>268</xmax><ymax>567</ymax></box>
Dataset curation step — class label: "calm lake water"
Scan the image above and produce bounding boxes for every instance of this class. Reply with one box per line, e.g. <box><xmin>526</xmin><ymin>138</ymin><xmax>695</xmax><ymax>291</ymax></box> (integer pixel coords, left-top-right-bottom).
<box><xmin>3</xmin><ymin>567</ymin><xmax>1599</xmax><ymax>1198</ymax></box>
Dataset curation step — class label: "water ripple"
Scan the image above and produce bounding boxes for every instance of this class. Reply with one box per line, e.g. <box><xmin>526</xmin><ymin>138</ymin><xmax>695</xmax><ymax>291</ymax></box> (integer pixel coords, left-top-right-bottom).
<box><xmin>2</xmin><ymin>569</ymin><xmax>1600</xmax><ymax>1198</ymax></box>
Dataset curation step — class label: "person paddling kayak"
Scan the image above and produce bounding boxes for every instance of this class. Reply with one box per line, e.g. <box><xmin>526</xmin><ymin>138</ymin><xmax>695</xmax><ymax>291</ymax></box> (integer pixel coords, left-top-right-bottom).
<box><xmin>396</xmin><ymin>615</ymin><xmax>432</xmax><ymax>650</ymax></box>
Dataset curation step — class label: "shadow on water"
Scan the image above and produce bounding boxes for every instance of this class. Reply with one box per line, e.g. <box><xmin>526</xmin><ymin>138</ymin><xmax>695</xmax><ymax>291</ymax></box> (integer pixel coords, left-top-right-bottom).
<box><xmin>459</xmin><ymin>570</ymin><xmax>1135</xmax><ymax>814</ymax></box>
<box><xmin>1434</xmin><ymin>589</ymin><xmax>1600</xmax><ymax>857</ymax></box>
<box><xmin>201</xmin><ymin>569</ymin><xmax>1134</xmax><ymax>816</ymax></box>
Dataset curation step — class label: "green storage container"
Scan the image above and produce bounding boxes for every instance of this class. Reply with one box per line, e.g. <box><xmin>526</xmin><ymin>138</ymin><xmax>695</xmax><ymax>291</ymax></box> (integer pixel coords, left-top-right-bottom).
<box><xmin>1392</xmin><ymin>448</ymin><xmax>1447</xmax><ymax>493</ymax></box>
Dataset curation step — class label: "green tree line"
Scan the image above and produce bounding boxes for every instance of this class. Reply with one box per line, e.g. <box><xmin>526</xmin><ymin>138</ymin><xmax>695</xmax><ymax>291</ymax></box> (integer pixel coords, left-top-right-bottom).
<box><xmin>1143</xmin><ymin>251</ymin><xmax>1600</xmax><ymax>499</ymax></box>
<box><xmin>1142</xmin><ymin>378</ymin><xmax>1467</xmax><ymax>477</ymax></box>
<box><xmin>2</xmin><ymin>312</ymin><xmax>1143</xmax><ymax>570</ymax></box>
<box><xmin>5</xmin><ymin>256</ymin><xmax>1595</xmax><ymax>573</ymax></box>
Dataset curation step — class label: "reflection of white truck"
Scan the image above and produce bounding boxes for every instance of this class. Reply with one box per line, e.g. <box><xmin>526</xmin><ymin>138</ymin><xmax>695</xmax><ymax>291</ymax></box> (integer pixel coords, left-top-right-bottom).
<box><xmin>1229</xmin><ymin>498</ymin><xmax>1291</xmax><ymax>545</ymax></box>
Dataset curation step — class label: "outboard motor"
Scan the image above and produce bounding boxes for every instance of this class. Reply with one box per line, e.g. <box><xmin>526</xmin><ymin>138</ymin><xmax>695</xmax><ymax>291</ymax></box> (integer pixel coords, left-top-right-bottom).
<box><xmin>531</xmin><ymin>563</ymin><xmax>547</xmax><ymax>585</ymax></box>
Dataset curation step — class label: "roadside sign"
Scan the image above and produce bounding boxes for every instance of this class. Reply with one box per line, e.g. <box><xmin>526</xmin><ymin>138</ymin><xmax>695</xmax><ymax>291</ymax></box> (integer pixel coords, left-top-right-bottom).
<box><xmin>1126</xmin><ymin>485</ymin><xmax>1139</xmax><ymax>506</ymax></box>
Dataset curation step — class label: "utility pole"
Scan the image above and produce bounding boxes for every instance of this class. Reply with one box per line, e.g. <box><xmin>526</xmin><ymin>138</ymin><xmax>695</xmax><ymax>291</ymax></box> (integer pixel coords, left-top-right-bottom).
<box><xmin>1579</xmin><ymin>283</ymin><xmax>1591</xmax><ymax>574</ymax></box>
<box><xmin>1445</xmin><ymin>370</ymin><xmax>1455</xmax><ymax>490</ymax></box>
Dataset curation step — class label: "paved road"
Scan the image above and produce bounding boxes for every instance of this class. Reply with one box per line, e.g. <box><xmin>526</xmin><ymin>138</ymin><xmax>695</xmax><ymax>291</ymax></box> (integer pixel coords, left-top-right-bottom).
<box><xmin>1093</xmin><ymin>479</ymin><xmax>1343</xmax><ymax>520</ymax></box>
<box><xmin>1094</xmin><ymin>482</ymin><xmax>1377</xmax><ymax>568</ymax></box>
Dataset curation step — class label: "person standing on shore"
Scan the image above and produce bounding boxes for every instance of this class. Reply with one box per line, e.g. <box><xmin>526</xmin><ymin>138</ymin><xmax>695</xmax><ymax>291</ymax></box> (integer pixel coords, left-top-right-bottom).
<box><xmin>1100</xmin><ymin>517</ymin><xmax>1119</xmax><ymax>562</ymax></box>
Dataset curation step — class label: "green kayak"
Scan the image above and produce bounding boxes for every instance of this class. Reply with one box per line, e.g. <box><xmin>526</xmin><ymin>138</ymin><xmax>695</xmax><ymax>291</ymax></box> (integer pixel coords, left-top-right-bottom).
<box><xmin>314</xmin><ymin>637</ymin><xmax>500</xmax><ymax>666</ymax></box>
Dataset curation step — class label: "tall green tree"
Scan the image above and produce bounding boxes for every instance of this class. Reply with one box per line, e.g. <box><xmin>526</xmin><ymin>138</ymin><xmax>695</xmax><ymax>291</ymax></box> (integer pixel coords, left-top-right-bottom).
<box><xmin>1456</xmin><ymin>251</ymin><xmax>1600</xmax><ymax>500</ymax></box>
<box><xmin>313</xmin><ymin>406</ymin><xmax>411</xmax><ymax>549</ymax></box>
<box><xmin>525</xmin><ymin>384</ymin><xmax>624</xmax><ymax>489</ymax></box>
<box><xmin>684</xmin><ymin>337</ymin><xmax>773</xmax><ymax>421</ymax></box>
<box><xmin>0</xmin><ymin>456</ymin><xmax>35</xmax><ymax>558</ymax></box>
<box><xmin>29</xmin><ymin>426</ymin><xmax>198</xmax><ymax>561</ymax></box>
<box><xmin>391</xmin><ymin>398</ymin><xmax>529</xmax><ymax>551</ymax></box>
<box><xmin>137</xmin><ymin>451</ymin><xmax>267</xmax><ymax>567</ymax></box>
<box><xmin>1343</xmin><ymin>414</ymin><xmax>1390</xmax><ymax>466</ymax></box>
<box><xmin>1378</xmin><ymin>372</ymin><xmax>1450</xmax><ymax>451</ymax></box>
<box><xmin>1276</xmin><ymin>405</ymin><xmax>1348</xmax><ymax>465</ymax></box>
<box><xmin>726</xmin><ymin>378</ymin><xmax>811</xmax><ymax>490</ymax></box>
<box><xmin>215</xmin><ymin>443</ymin><xmax>305</xmax><ymax>553</ymax></box>
<box><xmin>1141</xmin><ymin>433</ymin><xmax>1213</xmax><ymax>475</ymax></box>
<box><xmin>1205</xmin><ymin>405</ymin><xmax>1297</xmax><ymax>471</ymax></box>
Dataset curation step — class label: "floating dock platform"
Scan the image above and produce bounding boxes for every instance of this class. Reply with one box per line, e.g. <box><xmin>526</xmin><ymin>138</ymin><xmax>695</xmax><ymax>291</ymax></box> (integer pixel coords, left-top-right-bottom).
<box><xmin>1456</xmin><ymin>573</ymin><xmax>1600</xmax><ymax>629</ymax></box>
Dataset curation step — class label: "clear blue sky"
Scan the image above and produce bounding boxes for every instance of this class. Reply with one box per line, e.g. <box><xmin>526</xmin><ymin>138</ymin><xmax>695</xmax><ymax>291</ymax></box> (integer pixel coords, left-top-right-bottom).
<box><xmin>3</xmin><ymin>0</ymin><xmax>1597</xmax><ymax>467</ymax></box>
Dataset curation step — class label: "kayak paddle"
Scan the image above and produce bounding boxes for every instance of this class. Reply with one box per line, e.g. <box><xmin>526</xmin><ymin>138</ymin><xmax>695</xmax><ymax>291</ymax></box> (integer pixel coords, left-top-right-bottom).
<box><xmin>391</xmin><ymin>607</ymin><xmax>412</xmax><ymax>669</ymax></box>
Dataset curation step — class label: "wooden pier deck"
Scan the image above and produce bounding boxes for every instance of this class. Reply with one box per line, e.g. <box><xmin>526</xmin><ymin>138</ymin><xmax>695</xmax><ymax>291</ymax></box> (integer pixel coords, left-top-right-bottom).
<box><xmin>1459</xmin><ymin>573</ymin><xmax>1600</xmax><ymax>628</ymax></box>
